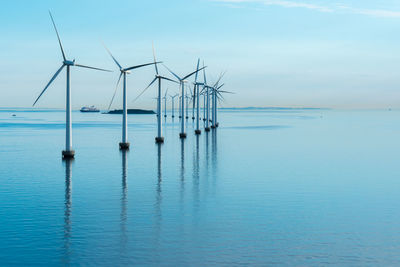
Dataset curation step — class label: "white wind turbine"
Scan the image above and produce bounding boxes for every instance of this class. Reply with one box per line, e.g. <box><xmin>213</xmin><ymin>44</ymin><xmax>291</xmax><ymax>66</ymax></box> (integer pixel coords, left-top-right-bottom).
<box><xmin>163</xmin><ymin>89</ymin><xmax>168</xmax><ymax>118</ymax></box>
<box><xmin>179</xmin><ymin>95</ymin><xmax>182</xmax><ymax>118</ymax></box>
<box><xmin>170</xmin><ymin>94</ymin><xmax>179</xmax><ymax>118</ymax></box>
<box><xmin>33</xmin><ymin>12</ymin><xmax>111</xmax><ymax>158</ymax></box>
<box><xmin>210</xmin><ymin>73</ymin><xmax>225</xmax><ymax>128</ymax></box>
<box><xmin>133</xmin><ymin>43</ymin><xmax>178</xmax><ymax>143</ymax></box>
<box><xmin>103</xmin><ymin>43</ymin><xmax>160</xmax><ymax>149</ymax></box>
<box><xmin>202</xmin><ymin>64</ymin><xmax>212</xmax><ymax>132</ymax></box>
<box><xmin>213</xmin><ymin>83</ymin><xmax>234</xmax><ymax>127</ymax></box>
<box><xmin>163</xmin><ymin>64</ymin><xmax>206</xmax><ymax>138</ymax></box>
<box><xmin>192</xmin><ymin>59</ymin><xmax>204</xmax><ymax>135</ymax></box>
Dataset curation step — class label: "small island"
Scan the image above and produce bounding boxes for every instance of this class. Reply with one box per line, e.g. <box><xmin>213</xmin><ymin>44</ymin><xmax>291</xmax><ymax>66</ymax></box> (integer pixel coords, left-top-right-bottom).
<box><xmin>104</xmin><ymin>109</ymin><xmax>155</xmax><ymax>115</ymax></box>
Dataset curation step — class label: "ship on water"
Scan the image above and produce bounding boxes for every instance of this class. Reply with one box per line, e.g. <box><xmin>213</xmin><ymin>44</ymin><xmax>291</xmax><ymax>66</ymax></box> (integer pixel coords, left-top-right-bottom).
<box><xmin>80</xmin><ymin>106</ymin><xmax>100</xmax><ymax>113</ymax></box>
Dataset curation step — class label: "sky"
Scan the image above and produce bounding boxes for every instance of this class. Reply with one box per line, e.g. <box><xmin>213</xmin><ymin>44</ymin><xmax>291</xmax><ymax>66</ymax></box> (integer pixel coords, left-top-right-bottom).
<box><xmin>1</xmin><ymin>0</ymin><xmax>400</xmax><ymax>109</ymax></box>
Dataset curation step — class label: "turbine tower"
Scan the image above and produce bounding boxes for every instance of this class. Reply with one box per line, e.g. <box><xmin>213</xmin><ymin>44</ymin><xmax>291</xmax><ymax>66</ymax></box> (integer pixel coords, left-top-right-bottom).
<box><xmin>214</xmin><ymin>84</ymin><xmax>234</xmax><ymax>127</ymax></box>
<box><xmin>192</xmin><ymin>59</ymin><xmax>203</xmax><ymax>135</ymax></box>
<box><xmin>163</xmin><ymin>89</ymin><xmax>168</xmax><ymax>118</ymax></box>
<box><xmin>103</xmin><ymin>43</ymin><xmax>159</xmax><ymax>149</ymax></box>
<box><xmin>33</xmin><ymin>12</ymin><xmax>111</xmax><ymax>158</ymax></box>
<box><xmin>210</xmin><ymin>73</ymin><xmax>225</xmax><ymax>128</ymax></box>
<box><xmin>170</xmin><ymin>94</ymin><xmax>178</xmax><ymax>118</ymax></box>
<box><xmin>163</xmin><ymin>64</ymin><xmax>206</xmax><ymax>139</ymax></box>
<box><xmin>203</xmin><ymin>65</ymin><xmax>211</xmax><ymax>132</ymax></box>
<box><xmin>133</xmin><ymin>43</ymin><xmax>177</xmax><ymax>143</ymax></box>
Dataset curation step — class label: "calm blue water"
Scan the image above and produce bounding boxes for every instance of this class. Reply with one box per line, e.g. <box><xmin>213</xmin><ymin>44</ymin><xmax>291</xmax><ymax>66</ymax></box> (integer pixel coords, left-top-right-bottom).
<box><xmin>1</xmin><ymin>108</ymin><xmax>400</xmax><ymax>266</ymax></box>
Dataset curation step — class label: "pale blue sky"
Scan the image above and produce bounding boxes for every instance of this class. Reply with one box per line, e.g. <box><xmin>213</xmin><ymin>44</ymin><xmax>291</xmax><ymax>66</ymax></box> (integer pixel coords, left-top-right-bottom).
<box><xmin>1</xmin><ymin>0</ymin><xmax>400</xmax><ymax>109</ymax></box>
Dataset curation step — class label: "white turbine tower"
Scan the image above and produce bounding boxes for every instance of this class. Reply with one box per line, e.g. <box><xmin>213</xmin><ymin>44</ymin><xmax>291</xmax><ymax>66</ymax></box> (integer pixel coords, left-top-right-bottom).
<box><xmin>192</xmin><ymin>59</ymin><xmax>203</xmax><ymax>135</ymax></box>
<box><xmin>179</xmin><ymin>96</ymin><xmax>182</xmax><ymax>119</ymax></box>
<box><xmin>185</xmin><ymin>92</ymin><xmax>190</xmax><ymax>119</ymax></box>
<box><xmin>163</xmin><ymin>64</ymin><xmax>206</xmax><ymax>139</ymax></box>
<box><xmin>133</xmin><ymin>43</ymin><xmax>178</xmax><ymax>143</ymax></box>
<box><xmin>103</xmin><ymin>43</ymin><xmax>159</xmax><ymax>149</ymax></box>
<box><xmin>202</xmin><ymin>64</ymin><xmax>212</xmax><ymax>132</ymax></box>
<box><xmin>170</xmin><ymin>94</ymin><xmax>178</xmax><ymax>118</ymax></box>
<box><xmin>33</xmin><ymin>12</ymin><xmax>111</xmax><ymax>158</ymax></box>
<box><xmin>210</xmin><ymin>73</ymin><xmax>225</xmax><ymax>128</ymax></box>
<box><xmin>163</xmin><ymin>89</ymin><xmax>168</xmax><ymax>118</ymax></box>
<box><xmin>214</xmin><ymin>84</ymin><xmax>234</xmax><ymax>127</ymax></box>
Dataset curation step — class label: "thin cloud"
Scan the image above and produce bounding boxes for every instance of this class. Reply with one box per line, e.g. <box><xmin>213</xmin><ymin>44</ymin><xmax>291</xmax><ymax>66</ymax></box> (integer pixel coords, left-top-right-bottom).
<box><xmin>215</xmin><ymin>0</ymin><xmax>400</xmax><ymax>18</ymax></box>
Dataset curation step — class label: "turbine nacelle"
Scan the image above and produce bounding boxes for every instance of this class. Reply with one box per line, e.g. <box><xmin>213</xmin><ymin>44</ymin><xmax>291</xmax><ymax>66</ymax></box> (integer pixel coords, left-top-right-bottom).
<box><xmin>64</xmin><ymin>59</ymin><xmax>75</xmax><ymax>66</ymax></box>
<box><xmin>122</xmin><ymin>69</ymin><xmax>131</xmax><ymax>74</ymax></box>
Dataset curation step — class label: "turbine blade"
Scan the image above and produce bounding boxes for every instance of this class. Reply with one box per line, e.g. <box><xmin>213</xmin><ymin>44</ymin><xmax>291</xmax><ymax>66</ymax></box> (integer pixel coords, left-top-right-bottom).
<box><xmin>203</xmin><ymin>61</ymin><xmax>207</xmax><ymax>85</ymax></box>
<box><xmin>33</xmin><ymin>64</ymin><xmax>65</xmax><ymax>106</ymax></box>
<box><xmin>108</xmin><ymin>72</ymin><xmax>123</xmax><ymax>110</ymax></box>
<box><xmin>132</xmin><ymin>77</ymin><xmax>157</xmax><ymax>103</ymax></box>
<box><xmin>159</xmin><ymin>76</ymin><xmax>179</xmax><ymax>84</ymax></box>
<box><xmin>214</xmin><ymin>72</ymin><xmax>225</xmax><ymax>88</ymax></box>
<box><xmin>75</xmin><ymin>64</ymin><xmax>112</xmax><ymax>72</ymax></box>
<box><xmin>152</xmin><ymin>41</ymin><xmax>159</xmax><ymax>75</ymax></box>
<box><xmin>162</xmin><ymin>64</ymin><xmax>181</xmax><ymax>81</ymax></box>
<box><xmin>124</xmin><ymin>62</ymin><xmax>161</xmax><ymax>71</ymax></box>
<box><xmin>182</xmin><ymin>66</ymin><xmax>206</xmax><ymax>81</ymax></box>
<box><xmin>102</xmin><ymin>42</ymin><xmax>122</xmax><ymax>69</ymax></box>
<box><xmin>49</xmin><ymin>11</ymin><xmax>66</xmax><ymax>61</ymax></box>
<box><xmin>219</xmin><ymin>90</ymin><xmax>234</xmax><ymax>94</ymax></box>
<box><xmin>164</xmin><ymin>88</ymin><xmax>168</xmax><ymax>98</ymax></box>
<box><xmin>194</xmin><ymin>58</ymin><xmax>200</xmax><ymax>83</ymax></box>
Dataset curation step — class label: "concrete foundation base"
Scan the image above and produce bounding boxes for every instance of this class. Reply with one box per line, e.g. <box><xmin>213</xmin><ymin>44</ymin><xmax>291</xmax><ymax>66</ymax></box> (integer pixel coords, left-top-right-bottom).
<box><xmin>195</xmin><ymin>129</ymin><xmax>201</xmax><ymax>135</ymax></box>
<box><xmin>205</xmin><ymin>127</ymin><xmax>210</xmax><ymax>132</ymax></box>
<box><xmin>216</xmin><ymin>123</ymin><xmax>219</xmax><ymax>127</ymax></box>
<box><xmin>179</xmin><ymin>133</ymin><xmax>187</xmax><ymax>139</ymax></box>
<box><xmin>185</xmin><ymin>116</ymin><xmax>188</xmax><ymax>119</ymax></box>
<box><xmin>62</xmin><ymin>150</ymin><xmax>75</xmax><ymax>158</ymax></box>
<box><xmin>203</xmin><ymin>118</ymin><xmax>206</xmax><ymax>121</ymax></box>
<box><xmin>179</xmin><ymin>116</ymin><xmax>182</xmax><ymax>118</ymax></box>
<box><xmin>172</xmin><ymin>115</ymin><xmax>175</xmax><ymax>118</ymax></box>
<box><xmin>155</xmin><ymin>137</ymin><xmax>164</xmax><ymax>143</ymax></box>
<box><xmin>119</xmin><ymin>142</ymin><xmax>130</xmax><ymax>150</ymax></box>
<box><xmin>164</xmin><ymin>115</ymin><xmax>167</xmax><ymax>118</ymax></box>
<box><xmin>192</xmin><ymin>117</ymin><xmax>195</xmax><ymax>120</ymax></box>
<box><xmin>211</xmin><ymin>125</ymin><xmax>216</xmax><ymax>129</ymax></box>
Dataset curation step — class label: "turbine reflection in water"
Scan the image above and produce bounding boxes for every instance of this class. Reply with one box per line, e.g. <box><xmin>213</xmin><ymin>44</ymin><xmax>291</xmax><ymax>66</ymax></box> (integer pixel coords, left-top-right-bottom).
<box><xmin>192</xmin><ymin>135</ymin><xmax>200</xmax><ymax>211</ymax></box>
<box><xmin>180</xmin><ymin>139</ymin><xmax>185</xmax><ymax>209</ymax></box>
<box><xmin>211</xmin><ymin>129</ymin><xmax>218</xmax><ymax>194</ymax></box>
<box><xmin>62</xmin><ymin>158</ymin><xmax>73</xmax><ymax>265</ymax></box>
<box><xmin>120</xmin><ymin>150</ymin><xmax>128</xmax><ymax>255</ymax></box>
<box><xmin>153</xmin><ymin>143</ymin><xmax>163</xmax><ymax>256</ymax></box>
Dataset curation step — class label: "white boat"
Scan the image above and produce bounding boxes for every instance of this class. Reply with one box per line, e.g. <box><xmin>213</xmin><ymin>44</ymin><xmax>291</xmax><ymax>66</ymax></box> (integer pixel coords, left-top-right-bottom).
<box><xmin>80</xmin><ymin>106</ymin><xmax>100</xmax><ymax>113</ymax></box>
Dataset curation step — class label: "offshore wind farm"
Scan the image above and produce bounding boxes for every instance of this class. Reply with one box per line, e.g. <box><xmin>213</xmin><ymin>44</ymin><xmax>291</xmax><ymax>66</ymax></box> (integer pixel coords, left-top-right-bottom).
<box><xmin>2</xmin><ymin>1</ymin><xmax>400</xmax><ymax>266</ymax></box>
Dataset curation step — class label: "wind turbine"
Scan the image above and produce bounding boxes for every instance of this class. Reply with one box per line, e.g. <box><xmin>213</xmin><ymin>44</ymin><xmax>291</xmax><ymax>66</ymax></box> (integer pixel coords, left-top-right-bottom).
<box><xmin>178</xmin><ymin>96</ymin><xmax>182</xmax><ymax>119</ymax></box>
<box><xmin>192</xmin><ymin>59</ymin><xmax>203</xmax><ymax>135</ymax></box>
<box><xmin>202</xmin><ymin>64</ymin><xmax>211</xmax><ymax>132</ymax></box>
<box><xmin>213</xmin><ymin>84</ymin><xmax>234</xmax><ymax>127</ymax></box>
<box><xmin>33</xmin><ymin>12</ymin><xmax>111</xmax><ymax>158</ymax></box>
<box><xmin>170</xmin><ymin>94</ymin><xmax>178</xmax><ymax>118</ymax></box>
<box><xmin>103</xmin><ymin>43</ymin><xmax>160</xmax><ymax>149</ymax></box>
<box><xmin>185</xmin><ymin>92</ymin><xmax>190</xmax><ymax>119</ymax></box>
<box><xmin>163</xmin><ymin>89</ymin><xmax>168</xmax><ymax>118</ymax></box>
<box><xmin>201</xmin><ymin>63</ymin><xmax>208</xmax><ymax>122</ymax></box>
<box><xmin>210</xmin><ymin>73</ymin><xmax>225</xmax><ymax>128</ymax></box>
<box><xmin>133</xmin><ymin>43</ymin><xmax>178</xmax><ymax>143</ymax></box>
<box><xmin>163</xmin><ymin>63</ymin><xmax>206</xmax><ymax>138</ymax></box>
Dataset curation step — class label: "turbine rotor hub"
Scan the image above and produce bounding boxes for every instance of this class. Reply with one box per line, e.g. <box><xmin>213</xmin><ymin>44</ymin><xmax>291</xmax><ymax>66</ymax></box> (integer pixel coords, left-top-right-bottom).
<box><xmin>64</xmin><ymin>60</ymin><xmax>75</xmax><ymax>66</ymax></box>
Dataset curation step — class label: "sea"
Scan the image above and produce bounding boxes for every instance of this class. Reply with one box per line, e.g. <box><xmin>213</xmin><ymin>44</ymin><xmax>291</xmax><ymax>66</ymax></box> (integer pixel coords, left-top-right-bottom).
<box><xmin>1</xmin><ymin>108</ymin><xmax>400</xmax><ymax>266</ymax></box>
